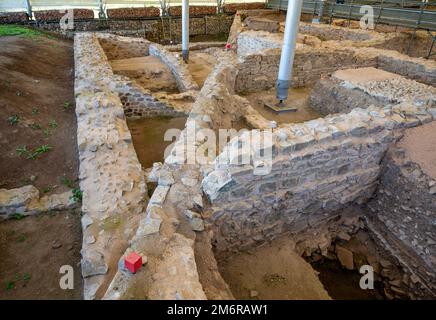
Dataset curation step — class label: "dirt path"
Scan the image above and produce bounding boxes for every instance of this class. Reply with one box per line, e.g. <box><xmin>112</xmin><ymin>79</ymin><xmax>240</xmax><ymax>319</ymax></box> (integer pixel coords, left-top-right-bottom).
<box><xmin>0</xmin><ymin>34</ymin><xmax>78</xmax><ymax>194</ymax></box>
<box><xmin>0</xmin><ymin>32</ymin><xmax>82</xmax><ymax>299</ymax></box>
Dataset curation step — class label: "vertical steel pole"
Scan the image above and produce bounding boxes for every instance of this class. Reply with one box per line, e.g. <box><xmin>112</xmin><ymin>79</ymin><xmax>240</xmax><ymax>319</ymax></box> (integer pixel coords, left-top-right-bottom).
<box><xmin>182</xmin><ymin>0</ymin><xmax>189</xmax><ymax>63</ymax></box>
<box><xmin>276</xmin><ymin>0</ymin><xmax>303</xmax><ymax>102</ymax></box>
<box><xmin>25</xmin><ymin>0</ymin><xmax>32</xmax><ymax>19</ymax></box>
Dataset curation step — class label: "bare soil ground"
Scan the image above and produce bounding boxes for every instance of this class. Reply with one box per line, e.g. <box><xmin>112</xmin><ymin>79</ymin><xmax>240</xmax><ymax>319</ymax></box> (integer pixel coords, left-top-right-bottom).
<box><xmin>111</xmin><ymin>55</ymin><xmax>179</xmax><ymax>93</ymax></box>
<box><xmin>0</xmin><ymin>34</ymin><xmax>79</xmax><ymax>194</ymax></box>
<box><xmin>0</xmin><ymin>209</ymin><xmax>82</xmax><ymax>299</ymax></box>
<box><xmin>218</xmin><ymin>237</ymin><xmax>331</xmax><ymax>300</ymax></box>
<box><xmin>244</xmin><ymin>87</ymin><xmax>323</xmax><ymax>124</ymax></box>
<box><xmin>398</xmin><ymin>121</ymin><xmax>436</xmax><ymax>179</ymax></box>
<box><xmin>0</xmin><ymin>31</ymin><xmax>82</xmax><ymax>299</ymax></box>
<box><xmin>187</xmin><ymin>51</ymin><xmax>217</xmax><ymax>88</ymax></box>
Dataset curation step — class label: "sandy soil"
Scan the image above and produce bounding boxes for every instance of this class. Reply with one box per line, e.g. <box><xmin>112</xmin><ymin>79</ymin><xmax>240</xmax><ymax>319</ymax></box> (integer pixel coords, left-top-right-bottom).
<box><xmin>218</xmin><ymin>237</ymin><xmax>331</xmax><ymax>300</ymax></box>
<box><xmin>0</xmin><ymin>35</ymin><xmax>79</xmax><ymax>194</ymax></box>
<box><xmin>0</xmin><ymin>209</ymin><xmax>82</xmax><ymax>299</ymax></box>
<box><xmin>127</xmin><ymin>116</ymin><xmax>187</xmax><ymax>170</ymax></box>
<box><xmin>111</xmin><ymin>55</ymin><xmax>179</xmax><ymax>93</ymax></box>
<box><xmin>187</xmin><ymin>51</ymin><xmax>217</xmax><ymax>88</ymax></box>
<box><xmin>244</xmin><ymin>87</ymin><xmax>323</xmax><ymax>124</ymax></box>
<box><xmin>398</xmin><ymin>121</ymin><xmax>436</xmax><ymax>179</ymax></box>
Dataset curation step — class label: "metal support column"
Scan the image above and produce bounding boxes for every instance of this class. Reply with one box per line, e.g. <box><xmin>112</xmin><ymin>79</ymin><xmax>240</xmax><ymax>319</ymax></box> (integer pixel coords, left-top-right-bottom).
<box><xmin>182</xmin><ymin>0</ymin><xmax>189</xmax><ymax>63</ymax></box>
<box><xmin>266</xmin><ymin>0</ymin><xmax>303</xmax><ymax>112</ymax></box>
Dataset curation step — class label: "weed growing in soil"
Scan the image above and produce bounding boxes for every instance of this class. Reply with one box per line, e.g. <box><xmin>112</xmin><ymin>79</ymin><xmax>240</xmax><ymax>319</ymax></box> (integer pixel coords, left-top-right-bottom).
<box><xmin>30</xmin><ymin>123</ymin><xmax>41</xmax><ymax>130</ymax></box>
<box><xmin>63</xmin><ymin>101</ymin><xmax>72</xmax><ymax>110</ymax></box>
<box><xmin>25</xmin><ymin>145</ymin><xmax>52</xmax><ymax>160</ymax></box>
<box><xmin>32</xmin><ymin>107</ymin><xmax>39</xmax><ymax>115</ymax></box>
<box><xmin>16</xmin><ymin>234</ymin><xmax>26</xmax><ymax>243</ymax></box>
<box><xmin>71</xmin><ymin>188</ymin><xmax>82</xmax><ymax>203</ymax></box>
<box><xmin>23</xmin><ymin>273</ymin><xmax>31</xmax><ymax>281</ymax></box>
<box><xmin>61</xmin><ymin>177</ymin><xmax>75</xmax><ymax>188</ymax></box>
<box><xmin>8</xmin><ymin>114</ymin><xmax>19</xmax><ymax>125</ymax></box>
<box><xmin>49</xmin><ymin>119</ymin><xmax>58</xmax><ymax>129</ymax></box>
<box><xmin>17</xmin><ymin>144</ymin><xmax>53</xmax><ymax>159</ymax></box>
<box><xmin>16</xmin><ymin>145</ymin><xmax>28</xmax><ymax>156</ymax></box>
<box><xmin>6</xmin><ymin>281</ymin><xmax>15</xmax><ymax>290</ymax></box>
<box><xmin>43</xmin><ymin>128</ymin><xmax>51</xmax><ymax>137</ymax></box>
<box><xmin>42</xmin><ymin>185</ymin><xmax>54</xmax><ymax>193</ymax></box>
<box><xmin>12</xmin><ymin>213</ymin><xmax>25</xmax><ymax>220</ymax></box>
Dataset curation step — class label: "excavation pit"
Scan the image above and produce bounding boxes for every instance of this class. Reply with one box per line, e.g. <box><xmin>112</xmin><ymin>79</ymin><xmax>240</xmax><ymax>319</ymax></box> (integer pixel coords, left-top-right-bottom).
<box><xmin>67</xmin><ymin>9</ymin><xmax>436</xmax><ymax>301</ymax></box>
<box><xmin>243</xmin><ymin>87</ymin><xmax>323</xmax><ymax>124</ymax></box>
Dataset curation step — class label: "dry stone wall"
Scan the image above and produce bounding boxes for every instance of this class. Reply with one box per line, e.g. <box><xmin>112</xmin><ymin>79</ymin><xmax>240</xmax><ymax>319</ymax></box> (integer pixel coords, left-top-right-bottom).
<box><xmin>74</xmin><ymin>33</ymin><xmax>148</xmax><ymax>300</ymax></box>
<box><xmin>310</xmin><ymin>68</ymin><xmax>436</xmax><ymax>115</ymax></box>
<box><xmin>203</xmin><ymin>104</ymin><xmax>436</xmax><ymax>255</ymax></box>
<box><xmin>367</xmin><ymin>139</ymin><xmax>436</xmax><ymax>298</ymax></box>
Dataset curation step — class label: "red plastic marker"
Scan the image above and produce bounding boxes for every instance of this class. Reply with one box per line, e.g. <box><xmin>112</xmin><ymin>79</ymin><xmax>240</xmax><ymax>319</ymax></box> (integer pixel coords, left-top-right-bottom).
<box><xmin>225</xmin><ymin>42</ymin><xmax>231</xmax><ymax>49</ymax></box>
<box><xmin>124</xmin><ymin>252</ymin><xmax>142</xmax><ymax>273</ymax></box>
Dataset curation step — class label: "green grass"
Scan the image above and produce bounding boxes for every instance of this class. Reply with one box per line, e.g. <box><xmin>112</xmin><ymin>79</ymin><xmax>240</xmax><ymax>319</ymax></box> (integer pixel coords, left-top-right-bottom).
<box><xmin>0</xmin><ymin>25</ymin><xmax>43</xmax><ymax>38</ymax></box>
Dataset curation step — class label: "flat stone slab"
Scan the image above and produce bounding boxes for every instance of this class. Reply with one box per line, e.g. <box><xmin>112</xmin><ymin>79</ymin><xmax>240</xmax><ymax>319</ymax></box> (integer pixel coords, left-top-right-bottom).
<box><xmin>333</xmin><ymin>67</ymin><xmax>401</xmax><ymax>84</ymax></box>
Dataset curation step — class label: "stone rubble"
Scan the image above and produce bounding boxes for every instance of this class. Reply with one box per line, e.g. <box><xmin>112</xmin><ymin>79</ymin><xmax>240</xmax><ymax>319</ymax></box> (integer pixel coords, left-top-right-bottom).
<box><xmin>0</xmin><ymin>185</ymin><xmax>77</xmax><ymax>220</ymax></box>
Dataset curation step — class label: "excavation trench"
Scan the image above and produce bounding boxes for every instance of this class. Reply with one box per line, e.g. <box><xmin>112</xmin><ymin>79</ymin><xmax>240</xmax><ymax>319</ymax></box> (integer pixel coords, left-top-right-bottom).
<box><xmin>70</xmin><ymin>9</ymin><xmax>436</xmax><ymax>300</ymax></box>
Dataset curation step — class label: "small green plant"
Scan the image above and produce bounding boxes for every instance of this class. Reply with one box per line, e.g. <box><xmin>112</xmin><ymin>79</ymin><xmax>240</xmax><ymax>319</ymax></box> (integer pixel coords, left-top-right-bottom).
<box><xmin>12</xmin><ymin>213</ymin><xmax>25</xmax><ymax>220</ymax></box>
<box><xmin>27</xmin><ymin>145</ymin><xmax>52</xmax><ymax>159</ymax></box>
<box><xmin>71</xmin><ymin>188</ymin><xmax>82</xmax><ymax>202</ymax></box>
<box><xmin>8</xmin><ymin>114</ymin><xmax>19</xmax><ymax>125</ymax></box>
<box><xmin>23</xmin><ymin>273</ymin><xmax>31</xmax><ymax>281</ymax></box>
<box><xmin>16</xmin><ymin>145</ymin><xmax>28</xmax><ymax>156</ymax></box>
<box><xmin>16</xmin><ymin>234</ymin><xmax>26</xmax><ymax>243</ymax></box>
<box><xmin>3</xmin><ymin>80</ymin><xmax>11</xmax><ymax>87</ymax></box>
<box><xmin>32</xmin><ymin>107</ymin><xmax>39</xmax><ymax>115</ymax></box>
<box><xmin>63</xmin><ymin>101</ymin><xmax>72</xmax><ymax>110</ymax></box>
<box><xmin>49</xmin><ymin>119</ymin><xmax>58</xmax><ymax>129</ymax></box>
<box><xmin>29</xmin><ymin>123</ymin><xmax>41</xmax><ymax>130</ymax></box>
<box><xmin>6</xmin><ymin>281</ymin><xmax>15</xmax><ymax>290</ymax></box>
<box><xmin>42</xmin><ymin>186</ymin><xmax>53</xmax><ymax>193</ymax></box>
<box><xmin>61</xmin><ymin>177</ymin><xmax>74</xmax><ymax>188</ymax></box>
<box><xmin>24</xmin><ymin>144</ymin><xmax>52</xmax><ymax>160</ymax></box>
<box><xmin>43</xmin><ymin>128</ymin><xmax>51</xmax><ymax>137</ymax></box>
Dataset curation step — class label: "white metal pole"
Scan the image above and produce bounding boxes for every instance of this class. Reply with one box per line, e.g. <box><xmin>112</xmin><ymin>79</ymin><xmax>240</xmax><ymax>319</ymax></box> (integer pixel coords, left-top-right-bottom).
<box><xmin>25</xmin><ymin>0</ymin><xmax>32</xmax><ymax>19</ymax></box>
<box><xmin>182</xmin><ymin>0</ymin><xmax>189</xmax><ymax>62</ymax></box>
<box><xmin>276</xmin><ymin>0</ymin><xmax>303</xmax><ymax>102</ymax></box>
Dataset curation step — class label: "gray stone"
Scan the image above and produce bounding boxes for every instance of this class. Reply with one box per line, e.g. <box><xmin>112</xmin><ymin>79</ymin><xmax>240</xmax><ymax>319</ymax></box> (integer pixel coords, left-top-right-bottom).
<box><xmin>81</xmin><ymin>214</ymin><xmax>94</xmax><ymax>230</ymax></box>
<box><xmin>149</xmin><ymin>185</ymin><xmax>170</xmax><ymax>207</ymax></box>
<box><xmin>82</xmin><ymin>250</ymin><xmax>108</xmax><ymax>277</ymax></box>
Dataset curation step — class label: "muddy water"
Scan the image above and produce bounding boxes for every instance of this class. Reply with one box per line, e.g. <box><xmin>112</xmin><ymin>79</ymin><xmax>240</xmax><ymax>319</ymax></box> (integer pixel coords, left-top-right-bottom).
<box><xmin>244</xmin><ymin>87</ymin><xmax>323</xmax><ymax>125</ymax></box>
<box><xmin>127</xmin><ymin>116</ymin><xmax>187</xmax><ymax>169</ymax></box>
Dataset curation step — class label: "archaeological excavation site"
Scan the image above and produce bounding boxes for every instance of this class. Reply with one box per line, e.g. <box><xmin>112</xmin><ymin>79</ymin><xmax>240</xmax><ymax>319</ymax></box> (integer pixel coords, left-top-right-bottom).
<box><xmin>0</xmin><ymin>0</ymin><xmax>435</xmax><ymax>304</ymax></box>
